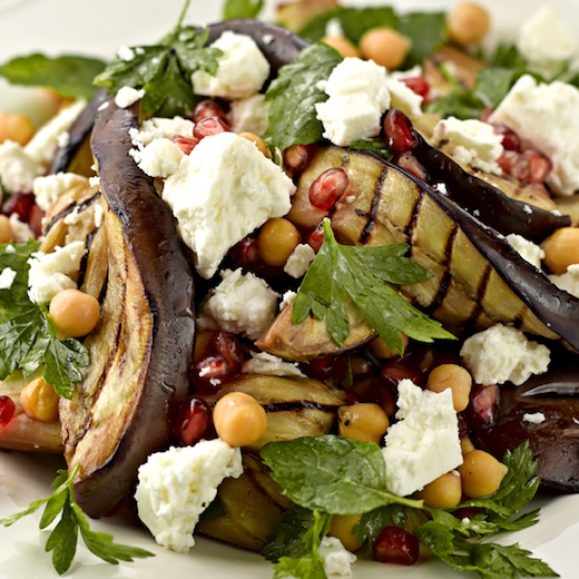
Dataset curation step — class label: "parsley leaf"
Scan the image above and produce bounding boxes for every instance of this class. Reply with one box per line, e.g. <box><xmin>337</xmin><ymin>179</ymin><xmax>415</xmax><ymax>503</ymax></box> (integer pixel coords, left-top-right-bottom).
<box><xmin>0</xmin><ymin>54</ymin><xmax>106</xmax><ymax>99</ymax></box>
<box><xmin>0</xmin><ymin>466</ymin><xmax>154</xmax><ymax>575</ymax></box>
<box><xmin>222</xmin><ymin>0</ymin><xmax>264</xmax><ymax>20</ymax></box>
<box><xmin>347</xmin><ymin>138</ymin><xmax>392</xmax><ymax>160</ymax></box>
<box><xmin>291</xmin><ymin>219</ymin><xmax>454</xmax><ymax>353</ymax></box>
<box><xmin>265</xmin><ymin>43</ymin><xmax>342</xmax><ymax>152</ymax></box>
<box><xmin>264</xmin><ymin>505</ymin><xmax>315</xmax><ymax>563</ymax></box>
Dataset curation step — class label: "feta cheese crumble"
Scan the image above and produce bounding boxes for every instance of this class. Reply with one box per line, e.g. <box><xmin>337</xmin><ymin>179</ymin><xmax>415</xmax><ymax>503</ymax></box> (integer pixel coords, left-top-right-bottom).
<box><xmin>522</xmin><ymin>412</ymin><xmax>546</xmax><ymax>424</ymax></box>
<box><xmin>387</xmin><ymin>77</ymin><xmax>423</xmax><ymax>119</ymax></box>
<box><xmin>382</xmin><ymin>380</ymin><xmax>462</xmax><ymax>497</ymax></box>
<box><xmin>549</xmin><ymin>264</ymin><xmax>579</xmax><ymax>298</ymax></box>
<box><xmin>33</xmin><ymin>172</ymin><xmax>89</xmax><ymax>211</ymax></box>
<box><xmin>130</xmin><ymin>138</ymin><xmax>185</xmax><ymax>178</ymax></box>
<box><xmin>0</xmin><ymin>268</ymin><xmax>17</xmax><ymax>290</ymax></box>
<box><xmin>319</xmin><ymin>537</ymin><xmax>356</xmax><ymax>579</ymax></box>
<box><xmin>432</xmin><ymin>117</ymin><xmax>503</xmax><ymax>175</ymax></box>
<box><xmin>242</xmin><ymin>351</ymin><xmax>305</xmax><ymax>378</ymax></box>
<box><xmin>0</xmin><ymin>141</ymin><xmax>41</xmax><ymax>193</ymax></box>
<box><xmin>162</xmin><ymin>132</ymin><xmax>294</xmax><ymax>279</ymax></box>
<box><xmin>192</xmin><ymin>32</ymin><xmax>270</xmax><ymax>100</ymax></box>
<box><xmin>229</xmin><ymin>94</ymin><xmax>270</xmax><ymax>136</ymax></box>
<box><xmin>460</xmin><ymin>324</ymin><xmax>551</xmax><ymax>386</ymax></box>
<box><xmin>129</xmin><ymin>116</ymin><xmax>194</xmax><ymax>149</ymax></box>
<box><xmin>284</xmin><ymin>243</ymin><xmax>316</xmax><ymax>279</ymax></box>
<box><xmin>135</xmin><ymin>440</ymin><xmax>243</xmax><ymax>553</ymax></box>
<box><xmin>506</xmin><ymin>234</ymin><xmax>545</xmax><ymax>269</ymax></box>
<box><xmin>114</xmin><ymin>86</ymin><xmax>145</xmax><ymax>109</ymax></box>
<box><xmin>198</xmin><ymin>268</ymin><xmax>279</xmax><ymax>340</ymax></box>
<box><xmin>9</xmin><ymin>214</ymin><xmax>33</xmax><ymax>242</ymax></box>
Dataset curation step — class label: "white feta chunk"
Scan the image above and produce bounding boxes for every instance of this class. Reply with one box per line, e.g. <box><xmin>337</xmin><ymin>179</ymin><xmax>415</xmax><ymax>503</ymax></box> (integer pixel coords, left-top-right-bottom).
<box><xmin>506</xmin><ymin>234</ymin><xmax>545</xmax><ymax>269</ymax></box>
<box><xmin>9</xmin><ymin>214</ymin><xmax>33</xmax><ymax>242</ymax></box>
<box><xmin>0</xmin><ymin>268</ymin><xmax>17</xmax><ymax>290</ymax></box>
<box><xmin>129</xmin><ymin>138</ymin><xmax>185</xmax><ymax>178</ymax></box>
<box><xmin>129</xmin><ymin>116</ymin><xmax>194</xmax><ymax>149</ymax></box>
<box><xmin>549</xmin><ymin>264</ymin><xmax>579</xmax><ymax>298</ymax></box>
<box><xmin>114</xmin><ymin>86</ymin><xmax>145</xmax><ymax>109</ymax></box>
<box><xmin>117</xmin><ymin>45</ymin><xmax>135</xmax><ymax>62</ymax></box>
<box><xmin>27</xmin><ymin>241</ymin><xmax>86</xmax><ymax>304</ymax></box>
<box><xmin>33</xmin><ymin>172</ymin><xmax>89</xmax><ymax>212</ymax></box>
<box><xmin>229</xmin><ymin>94</ymin><xmax>270</xmax><ymax>137</ymax></box>
<box><xmin>460</xmin><ymin>324</ymin><xmax>551</xmax><ymax>386</ymax></box>
<box><xmin>432</xmin><ymin>117</ymin><xmax>503</xmax><ymax>175</ymax></box>
<box><xmin>319</xmin><ymin>537</ymin><xmax>356</xmax><ymax>579</ymax></box>
<box><xmin>522</xmin><ymin>412</ymin><xmax>546</xmax><ymax>424</ymax></box>
<box><xmin>387</xmin><ymin>77</ymin><xmax>423</xmax><ymax>119</ymax></box>
<box><xmin>283</xmin><ymin>243</ymin><xmax>315</xmax><ymax>279</ymax></box>
<box><xmin>490</xmin><ymin>75</ymin><xmax>579</xmax><ymax>196</ymax></box>
<box><xmin>382</xmin><ymin>380</ymin><xmax>462</xmax><ymax>497</ymax></box>
<box><xmin>0</xmin><ymin>141</ymin><xmax>41</xmax><ymax>193</ymax></box>
<box><xmin>242</xmin><ymin>351</ymin><xmax>305</xmax><ymax>378</ymax></box>
<box><xmin>162</xmin><ymin>132</ymin><xmax>294</xmax><ymax>279</ymax></box>
<box><xmin>192</xmin><ymin>32</ymin><xmax>270</xmax><ymax>99</ymax></box>
<box><xmin>280</xmin><ymin>290</ymin><xmax>296</xmax><ymax>311</ymax></box>
<box><xmin>89</xmin><ymin>176</ymin><xmax>100</xmax><ymax>188</ymax></box>
<box><xmin>135</xmin><ymin>440</ymin><xmax>242</xmax><ymax>553</ymax></box>
<box><xmin>199</xmin><ymin>269</ymin><xmax>279</xmax><ymax>340</ymax></box>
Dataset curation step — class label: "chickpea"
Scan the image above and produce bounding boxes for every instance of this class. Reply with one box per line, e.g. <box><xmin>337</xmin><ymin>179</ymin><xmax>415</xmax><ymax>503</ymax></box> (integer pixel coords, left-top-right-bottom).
<box><xmin>426</xmin><ymin>364</ymin><xmax>472</xmax><ymax>412</ymax></box>
<box><xmin>0</xmin><ymin>112</ymin><xmax>35</xmax><ymax>145</ymax></box>
<box><xmin>322</xmin><ymin>35</ymin><xmax>360</xmax><ymax>58</ymax></box>
<box><xmin>418</xmin><ymin>471</ymin><xmax>462</xmax><ymax>509</ymax></box>
<box><xmin>541</xmin><ymin>227</ymin><xmax>579</xmax><ymax>275</ymax></box>
<box><xmin>368</xmin><ymin>334</ymin><xmax>408</xmax><ymax>359</ymax></box>
<box><xmin>238</xmin><ymin>131</ymin><xmax>270</xmax><ymax>158</ymax></box>
<box><xmin>329</xmin><ymin>515</ymin><xmax>363</xmax><ymax>552</ymax></box>
<box><xmin>459</xmin><ymin>450</ymin><xmax>507</xmax><ymax>498</ymax></box>
<box><xmin>359</xmin><ymin>28</ymin><xmax>411</xmax><ymax>70</ymax></box>
<box><xmin>49</xmin><ymin>289</ymin><xmax>101</xmax><ymax>338</ymax></box>
<box><xmin>19</xmin><ymin>377</ymin><xmax>59</xmax><ymax>423</ymax></box>
<box><xmin>447</xmin><ymin>2</ymin><xmax>491</xmax><ymax>46</ymax></box>
<box><xmin>338</xmin><ymin>403</ymin><xmax>389</xmax><ymax>444</ymax></box>
<box><xmin>194</xmin><ymin>330</ymin><xmax>215</xmax><ymax>363</ymax></box>
<box><xmin>0</xmin><ymin>215</ymin><xmax>14</xmax><ymax>244</ymax></box>
<box><xmin>460</xmin><ymin>435</ymin><xmax>476</xmax><ymax>455</ymax></box>
<box><xmin>258</xmin><ymin>218</ymin><xmax>301</xmax><ymax>267</ymax></box>
<box><xmin>213</xmin><ymin>391</ymin><xmax>268</xmax><ymax>447</ymax></box>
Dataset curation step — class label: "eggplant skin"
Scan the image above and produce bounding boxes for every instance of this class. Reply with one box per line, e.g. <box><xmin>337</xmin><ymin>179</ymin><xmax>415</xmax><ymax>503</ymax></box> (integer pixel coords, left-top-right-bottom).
<box><xmin>60</xmin><ymin>101</ymin><xmax>195</xmax><ymax>518</ymax></box>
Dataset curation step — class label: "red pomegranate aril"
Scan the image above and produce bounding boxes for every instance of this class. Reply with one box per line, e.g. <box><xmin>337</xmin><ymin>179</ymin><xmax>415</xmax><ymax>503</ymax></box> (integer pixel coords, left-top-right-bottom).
<box><xmin>402</xmin><ymin>77</ymin><xmax>430</xmax><ymax>102</ymax></box>
<box><xmin>175</xmin><ymin>397</ymin><xmax>211</xmax><ymax>446</ymax></box>
<box><xmin>345</xmin><ymin>391</ymin><xmax>359</xmax><ymax>405</ymax></box>
<box><xmin>376</xmin><ymin>384</ymin><xmax>396</xmax><ymax>417</ymax></box>
<box><xmin>0</xmin><ymin>395</ymin><xmax>16</xmax><ymax>428</ymax></box>
<box><xmin>172</xmin><ymin>135</ymin><xmax>199</xmax><ymax>155</ymax></box>
<box><xmin>381</xmin><ymin>361</ymin><xmax>424</xmax><ymax>388</ymax></box>
<box><xmin>283</xmin><ymin>144</ymin><xmax>312</xmax><ymax>174</ymax></box>
<box><xmin>493</xmin><ymin>124</ymin><xmax>521</xmax><ymax>151</ymax></box>
<box><xmin>308</xmin><ymin>168</ymin><xmax>350</xmax><ymax>211</ymax></box>
<box><xmin>457</xmin><ymin>411</ymin><xmax>469</xmax><ymax>438</ymax></box>
<box><xmin>468</xmin><ymin>384</ymin><xmax>499</xmax><ymax>431</ymax></box>
<box><xmin>497</xmin><ymin>150</ymin><xmax>519</xmax><ymax>174</ymax></box>
<box><xmin>193</xmin><ymin>99</ymin><xmax>226</xmax><ymax>123</ymax></box>
<box><xmin>525</xmin><ymin>151</ymin><xmax>552</xmax><ymax>183</ymax></box>
<box><xmin>193</xmin><ymin>116</ymin><xmax>230</xmax><ymax>140</ymax></box>
<box><xmin>510</xmin><ymin>155</ymin><xmax>532</xmax><ymax>183</ymax></box>
<box><xmin>397</xmin><ymin>152</ymin><xmax>427</xmax><ymax>180</ymax></box>
<box><xmin>373</xmin><ymin>527</ymin><xmax>420</xmax><ymax>566</ymax></box>
<box><xmin>383</xmin><ymin>110</ymin><xmax>416</xmax><ymax>156</ymax></box>
<box><xmin>309</xmin><ymin>355</ymin><xmax>338</xmax><ymax>378</ymax></box>
<box><xmin>307</xmin><ymin>225</ymin><xmax>325</xmax><ymax>252</ymax></box>
<box><xmin>192</xmin><ymin>356</ymin><xmax>230</xmax><ymax>392</ymax></box>
<box><xmin>213</xmin><ymin>331</ymin><xmax>244</xmax><ymax>376</ymax></box>
<box><xmin>229</xmin><ymin>236</ymin><xmax>261</xmax><ymax>268</ymax></box>
<box><xmin>2</xmin><ymin>192</ymin><xmax>35</xmax><ymax>221</ymax></box>
<box><xmin>28</xmin><ymin>204</ymin><xmax>44</xmax><ymax>237</ymax></box>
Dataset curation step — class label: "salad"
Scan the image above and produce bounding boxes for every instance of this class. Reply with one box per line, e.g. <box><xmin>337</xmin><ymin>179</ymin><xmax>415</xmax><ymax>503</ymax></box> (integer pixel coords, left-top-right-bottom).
<box><xmin>0</xmin><ymin>0</ymin><xmax>578</xmax><ymax>577</ymax></box>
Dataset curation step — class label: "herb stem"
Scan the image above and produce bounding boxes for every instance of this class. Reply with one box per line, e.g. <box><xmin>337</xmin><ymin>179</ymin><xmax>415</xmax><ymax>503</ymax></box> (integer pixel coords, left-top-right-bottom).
<box><xmin>172</xmin><ymin>0</ymin><xmax>192</xmax><ymax>39</ymax></box>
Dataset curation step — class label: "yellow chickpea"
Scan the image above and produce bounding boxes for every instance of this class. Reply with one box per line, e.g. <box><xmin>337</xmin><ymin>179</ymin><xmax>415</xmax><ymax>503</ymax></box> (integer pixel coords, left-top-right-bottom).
<box><xmin>49</xmin><ymin>289</ymin><xmax>101</xmax><ymax>338</ymax></box>
<box><xmin>0</xmin><ymin>112</ymin><xmax>35</xmax><ymax>145</ymax></box>
<box><xmin>0</xmin><ymin>215</ymin><xmax>14</xmax><ymax>244</ymax></box>
<box><xmin>359</xmin><ymin>28</ymin><xmax>411</xmax><ymax>70</ymax></box>
<box><xmin>258</xmin><ymin>218</ymin><xmax>301</xmax><ymax>267</ymax></box>
<box><xmin>338</xmin><ymin>403</ymin><xmax>389</xmax><ymax>444</ymax></box>
<box><xmin>329</xmin><ymin>515</ymin><xmax>363</xmax><ymax>552</ymax></box>
<box><xmin>322</xmin><ymin>35</ymin><xmax>360</xmax><ymax>58</ymax></box>
<box><xmin>213</xmin><ymin>391</ymin><xmax>268</xmax><ymax>447</ymax></box>
<box><xmin>368</xmin><ymin>334</ymin><xmax>409</xmax><ymax>359</ymax></box>
<box><xmin>447</xmin><ymin>2</ymin><xmax>491</xmax><ymax>46</ymax></box>
<box><xmin>418</xmin><ymin>471</ymin><xmax>462</xmax><ymax>509</ymax></box>
<box><xmin>459</xmin><ymin>450</ymin><xmax>508</xmax><ymax>498</ymax></box>
<box><xmin>238</xmin><ymin>131</ymin><xmax>271</xmax><ymax>158</ymax></box>
<box><xmin>460</xmin><ymin>435</ymin><xmax>476</xmax><ymax>455</ymax></box>
<box><xmin>541</xmin><ymin>227</ymin><xmax>579</xmax><ymax>275</ymax></box>
<box><xmin>19</xmin><ymin>377</ymin><xmax>59</xmax><ymax>423</ymax></box>
<box><xmin>426</xmin><ymin>364</ymin><xmax>472</xmax><ymax>412</ymax></box>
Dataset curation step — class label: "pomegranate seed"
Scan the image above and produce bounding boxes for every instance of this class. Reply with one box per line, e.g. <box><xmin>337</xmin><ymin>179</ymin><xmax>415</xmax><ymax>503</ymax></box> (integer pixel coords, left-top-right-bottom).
<box><xmin>191</xmin><ymin>356</ymin><xmax>230</xmax><ymax>392</ymax></box>
<box><xmin>524</xmin><ymin>150</ymin><xmax>552</xmax><ymax>183</ymax></box>
<box><xmin>373</xmin><ymin>527</ymin><xmax>419</xmax><ymax>566</ymax></box>
<box><xmin>307</xmin><ymin>225</ymin><xmax>325</xmax><ymax>252</ymax></box>
<box><xmin>283</xmin><ymin>144</ymin><xmax>312</xmax><ymax>175</ymax></box>
<box><xmin>510</xmin><ymin>155</ymin><xmax>532</xmax><ymax>183</ymax></box>
<box><xmin>2</xmin><ymin>192</ymin><xmax>35</xmax><ymax>220</ymax></box>
<box><xmin>457</xmin><ymin>412</ymin><xmax>469</xmax><ymax>438</ymax></box>
<box><xmin>402</xmin><ymin>77</ymin><xmax>430</xmax><ymax>102</ymax></box>
<box><xmin>213</xmin><ymin>332</ymin><xmax>244</xmax><ymax>376</ymax></box>
<box><xmin>453</xmin><ymin>507</ymin><xmax>484</xmax><ymax>520</ymax></box>
<box><xmin>229</xmin><ymin>236</ymin><xmax>261</xmax><ymax>268</ymax></box>
<box><xmin>376</xmin><ymin>385</ymin><xmax>396</xmax><ymax>417</ymax></box>
<box><xmin>193</xmin><ymin>116</ymin><xmax>230</xmax><ymax>140</ymax></box>
<box><xmin>309</xmin><ymin>356</ymin><xmax>338</xmax><ymax>378</ymax></box>
<box><xmin>175</xmin><ymin>397</ymin><xmax>211</xmax><ymax>446</ymax></box>
<box><xmin>345</xmin><ymin>391</ymin><xmax>359</xmax><ymax>405</ymax></box>
<box><xmin>497</xmin><ymin>150</ymin><xmax>519</xmax><ymax>175</ymax></box>
<box><xmin>308</xmin><ymin>168</ymin><xmax>350</xmax><ymax>211</ymax></box>
<box><xmin>193</xmin><ymin>99</ymin><xmax>226</xmax><ymax>123</ymax></box>
<box><xmin>28</xmin><ymin>204</ymin><xmax>44</xmax><ymax>237</ymax></box>
<box><xmin>0</xmin><ymin>395</ymin><xmax>16</xmax><ymax>428</ymax></box>
<box><xmin>493</xmin><ymin>124</ymin><xmax>520</xmax><ymax>151</ymax></box>
<box><xmin>381</xmin><ymin>362</ymin><xmax>424</xmax><ymax>388</ymax></box>
<box><xmin>397</xmin><ymin>152</ymin><xmax>427</xmax><ymax>181</ymax></box>
<box><xmin>383</xmin><ymin>110</ymin><xmax>416</xmax><ymax>156</ymax></box>
<box><xmin>468</xmin><ymin>385</ymin><xmax>499</xmax><ymax>431</ymax></box>
<box><xmin>172</xmin><ymin>135</ymin><xmax>199</xmax><ymax>155</ymax></box>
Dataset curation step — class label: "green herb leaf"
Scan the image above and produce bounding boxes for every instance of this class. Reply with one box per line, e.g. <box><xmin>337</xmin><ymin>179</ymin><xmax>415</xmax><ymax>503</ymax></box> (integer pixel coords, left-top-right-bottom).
<box><xmin>45</xmin><ymin>502</ymin><xmax>78</xmax><ymax>575</ymax></box>
<box><xmin>347</xmin><ymin>138</ymin><xmax>392</xmax><ymax>160</ymax></box>
<box><xmin>265</xmin><ymin>43</ymin><xmax>342</xmax><ymax>152</ymax></box>
<box><xmin>292</xmin><ymin>220</ymin><xmax>454</xmax><ymax>352</ymax></box>
<box><xmin>223</xmin><ymin>0</ymin><xmax>264</xmax><ymax>20</ymax></box>
<box><xmin>264</xmin><ymin>506</ymin><xmax>315</xmax><ymax>563</ymax></box>
<box><xmin>0</xmin><ymin>54</ymin><xmax>106</xmax><ymax>98</ymax></box>
<box><xmin>397</xmin><ymin>12</ymin><xmax>448</xmax><ymax>67</ymax></box>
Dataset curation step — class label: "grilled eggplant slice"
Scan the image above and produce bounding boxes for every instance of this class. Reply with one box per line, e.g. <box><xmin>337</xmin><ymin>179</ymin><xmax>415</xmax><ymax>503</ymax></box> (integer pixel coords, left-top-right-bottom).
<box><xmin>260</xmin><ymin>147</ymin><xmax>579</xmax><ymax>360</ymax></box>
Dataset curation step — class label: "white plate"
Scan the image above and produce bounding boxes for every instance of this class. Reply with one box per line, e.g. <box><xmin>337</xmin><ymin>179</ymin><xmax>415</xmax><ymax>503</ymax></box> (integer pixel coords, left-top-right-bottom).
<box><xmin>1</xmin><ymin>1</ymin><xmax>578</xmax><ymax>578</ymax></box>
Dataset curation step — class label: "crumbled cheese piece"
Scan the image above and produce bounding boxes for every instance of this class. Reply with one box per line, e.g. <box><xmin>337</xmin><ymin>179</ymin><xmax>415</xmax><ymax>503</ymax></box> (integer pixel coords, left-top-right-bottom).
<box><xmin>93</xmin><ymin>204</ymin><xmax>105</xmax><ymax>228</ymax></box>
<box><xmin>382</xmin><ymin>380</ymin><xmax>462</xmax><ymax>496</ymax></box>
<box><xmin>33</xmin><ymin>172</ymin><xmax>89</xmax><ymax>211</ymax></box>
<box><xmin>319</xmin><ymin>537</ymin><xmax>356</xmax><ymax>579</ymax></box>
<box><xmin>490</xmin><ymin>75</ymin><xmax>579</xmax><ymax>196</ymax></box>
<box><xmin>117</xmin><ymin>45</ymin><xmax>135</xmax><ymax>62</ymax></box>
<box><xmin>517</xmin><ymin>7</ymin><xmax>575</xmax><ymax>72</ymax></box>
<box><xmin>0</xmin><ymin>141</ymin><xmax>41</xmax><ymax>193</ymax></box>
<box><xmin>4</xmin><ymin>245</ymin><xmax>15</xmax><ymax>254</ymax></box>
<box><xmin>432</xmin><ymin>117</ymin><xmax>504</xmax><ymax>175</ymax></box>
<box><xmin>63</xmin><ymin>207</ymin><xmax>82</xmax><ymax>225</ymax></box>
<box><xmin>0</xmin><ymin>268</ymin><xmax>17</xmax><ymax>290</ymax></box>
<box><xmin>506</xmin><ymin>234</ymin><xmax>545</xmax><ymax>269</ymax></box>
<box><xmin>57</xmin><ymin>132</ymin><xmax>70</xmax><ymax>148</ymax></box>
<box><xmin>162</xmin><ymin>132</ymin><xmax>294</xmax><ymax>279</ymax></box>
<box><xmin>280</xmin><ymin>290</ymin><xmax>296</xmax><ymax>311</ymax></box>
<box><xmin>135</xmin><ymin>440</ymin><xmax>243</xmax><ymax>553</ymax></box>
<box><xmin>387</xmin><ymin>77</ymin><xmax>423</xmax><ymax>119</ymax></box>
<box><xmin>523</xmin><ymin>412</ymin><xmax>546</xmax><ymax>424</ymax></box>
<box><xmin>460</xmin><ymin>324</ymin><xmax>551</xmax><ymax>386</ymax></box>
<box><xmin>25</xmin><ymin>100</ymin><xmax>85</xmax><ymax>165</ymax></box>
<box><xmin>27</xmin><ymin>241</ymin><xmax>86</xmax><ymax>304</ymax></box>
<box><xmin>229</xmin><ymin>94</ymin><xmax>270</xmax><ymax>137</ymax></box>
<box><xmin>325</xmin><ymin>17</ymin><xmax>344</xmax><ymax>38</ymax></box>
<box><xmin>129</xmin><ymin>116</ymin><xmax>194</xmax><ymax>149</ymax></box>
<box><xmin>130</xmin><ymin>138</ymin><xmax>185</xmax><ymax>178</ymax></box>
<box><xmin>391</xmin><ymin>66</ymin><xmax>423</xmax><ymax>80</ymax></box>
<box><xmin>199</xmin><ymin>268</ymin><xmax>279</xmax><ymax>340</ymax></box>
<box><xmin>549</xmin><ymin>264</ymin><xmax>579</xmax><ymax>298</ymax></box>
<box><xmin>88</xmin><ymin>176</ymin><xmax>100</xmax><ymax>188</ymax></box>
<box><xmin>284</xmin><ymin>243</ymin><xmax>315</xmax><ymax>279</ymax></box>
<box><xmin>242</xmin><ymin>351</ymin><xmax>305</xmax><ymax>378</ymax></box>
<box><xmin>192</xmin><ymin>32</ymin><xmax>270</xmax><ymax>99</ymax></box>
<box><xmin>316</xmin><ymin>58</ymin><xmax>390</xmax><ymax>146</ymax></box>
<box><xmin>9</xmin><ymin>214</ymin><xmax>33</xmax><ymax>242</ymax></box>
<box><xmin>114</xmin><ymin>86</ymin><xmax>145</xmax><ymax>109</ymax></box>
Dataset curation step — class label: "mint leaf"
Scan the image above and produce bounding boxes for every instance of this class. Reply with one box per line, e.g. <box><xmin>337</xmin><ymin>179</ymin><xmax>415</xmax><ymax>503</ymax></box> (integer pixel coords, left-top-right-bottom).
<box><xmin>397</xmin><ymin>12</ymin><xmax>447</xmax><ymax>66</ymax></box>
<box><xmin>347</xmin><ymin>138</ymin><xmax>392</xmax><ymax>160</ymax></box>
<box><xmin>264</xmin><ymin>506</ymin><xmax>315</xmax><ymax>563</ymax></box>
<box><xmin>0</xmin><ymin>54</ymin><xmax>105</xmax><ymax>98</ymax></box>
<box><xmin>265</xmin><ymin>44</ymin><xmax>342</xmax><ymax>152</ymax></box>
<box><xmin>223</xmin><ymin>0</ymin><xmax>264</xmax><ymax>19</ymax></box>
